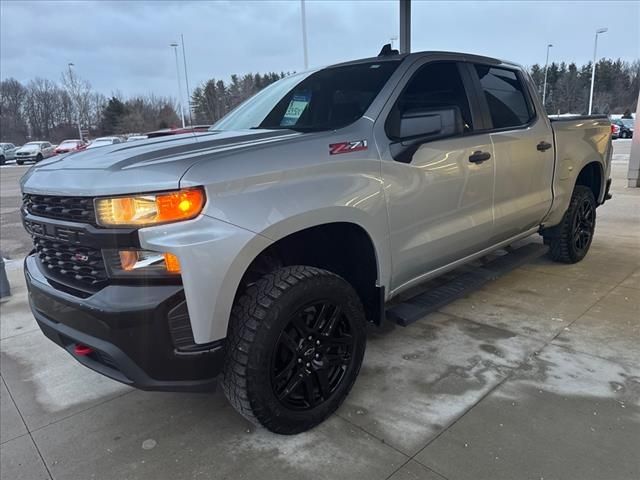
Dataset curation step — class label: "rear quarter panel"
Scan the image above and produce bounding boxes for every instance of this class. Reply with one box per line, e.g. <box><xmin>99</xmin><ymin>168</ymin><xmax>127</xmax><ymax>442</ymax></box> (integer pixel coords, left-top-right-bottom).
<box><xmin>544</xmin><ymin>117</ymin><xmax>612</xmax><ymax>227</ymax></box>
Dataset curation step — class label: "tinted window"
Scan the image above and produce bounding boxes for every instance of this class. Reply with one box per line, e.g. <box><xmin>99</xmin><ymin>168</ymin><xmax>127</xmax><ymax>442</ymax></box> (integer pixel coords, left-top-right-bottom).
<box><xmin>387</xmin><ymin>62</ymin><xmax>473</xmax><ymax>138</ymax></box>
<box><xmin>475</xmin><ymin>66</ymin><xmax>533</xmax><ymax>129</ymax></box>
<box><xmin>215</xmin><ymin>61</ymin><xmax>400</xmax><ymax>132</ymax></box>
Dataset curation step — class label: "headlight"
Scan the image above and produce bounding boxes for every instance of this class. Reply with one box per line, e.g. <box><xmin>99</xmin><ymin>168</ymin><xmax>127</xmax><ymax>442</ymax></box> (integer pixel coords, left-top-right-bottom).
<box><xmin>95</xmin><ymin>188</ymin><xmax>205</xmax><ymax>227</ymax></box>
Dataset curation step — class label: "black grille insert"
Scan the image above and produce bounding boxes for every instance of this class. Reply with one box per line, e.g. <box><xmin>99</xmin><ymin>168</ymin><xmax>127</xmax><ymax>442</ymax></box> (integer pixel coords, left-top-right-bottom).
<box><xmin>34</xmin><ymin>237</ymin><xmax>107</xmax><ymax>287</ymax></box>
<box><xmin>23</xmin><ymin>194</ymin><xmax>95</xmax><ymax>223</ymax></box>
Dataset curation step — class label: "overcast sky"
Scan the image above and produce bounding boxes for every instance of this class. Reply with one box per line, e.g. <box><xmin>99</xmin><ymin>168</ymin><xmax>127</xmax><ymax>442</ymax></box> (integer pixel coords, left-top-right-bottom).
<box><xmin>1</xmin><ymin>0</ymin><xmax>638</xmax><ymax>102</ymax></box>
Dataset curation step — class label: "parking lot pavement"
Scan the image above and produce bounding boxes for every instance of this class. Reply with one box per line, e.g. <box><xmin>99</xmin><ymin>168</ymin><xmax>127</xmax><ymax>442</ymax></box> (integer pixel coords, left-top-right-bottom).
<box><xmin>1</xmin><ymin>142</ymin><xmax>639</xmax><ymax>480</ymax></box>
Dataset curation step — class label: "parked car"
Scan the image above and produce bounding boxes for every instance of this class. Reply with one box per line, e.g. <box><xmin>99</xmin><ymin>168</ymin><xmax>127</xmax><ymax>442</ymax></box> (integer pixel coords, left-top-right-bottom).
<box><xmin>0</xmin><ymin>143</ymin><xmax>18</xmax><ymax>164</ymax></box>
<box><xmin>611</xmin><ymin>123</ymin><xmax>621</xmax><ymax>139</ymax></box>
<box><xmin>126</xmin><ymin>135</ymin><xmax>148</xmax><ymax>142</ymax></box>
<box><xmin>15</xmin><ymin>141</ymin><xmax>55</xmax><ymax>164</ymax></box>
<box><xmin>87</xmin><ymin>137</ymin><xmax>123</xmax><ymax>149</ymax></box>
<box><xmin>20</xmin><ymin>50</ymin><xmax>612</xmax><ymax>434</ymax></box>
<box><xmin>54</xmin><ymin>139</ymin><xmax>87</xmax><ymax>154</ymax></box>
<box><xmin>612</xmin><ymin>118</ymin><xmax>634</xmax><ymax>138</ymax></box>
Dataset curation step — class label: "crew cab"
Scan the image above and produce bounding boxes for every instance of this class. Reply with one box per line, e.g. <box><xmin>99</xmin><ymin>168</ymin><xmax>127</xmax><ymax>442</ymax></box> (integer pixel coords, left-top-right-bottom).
<box><xmin>21</xmin><ymin>50</ymin><xmax>612</xmax><ymax>434</ymax></box>
<box><xmin>15</xmin><ymin>141</ymin><xmax>55</xmax><ymax>164</ymax></box>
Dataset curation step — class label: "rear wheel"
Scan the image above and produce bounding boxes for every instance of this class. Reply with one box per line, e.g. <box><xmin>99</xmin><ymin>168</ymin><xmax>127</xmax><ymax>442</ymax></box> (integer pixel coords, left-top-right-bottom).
<box><xmin>16</xmin><ymin>160</ymin><xmax>24</xmax><ymax>165</ymax></box>
<box><xmin>222</xmin><ymin>265</ymin><xmax>366</xmax><ymax>434</ymax></box>
<box><xmin>542</xmin><ymin>185</ymin><xmax>596</xmax><ymax>263</ymax></box>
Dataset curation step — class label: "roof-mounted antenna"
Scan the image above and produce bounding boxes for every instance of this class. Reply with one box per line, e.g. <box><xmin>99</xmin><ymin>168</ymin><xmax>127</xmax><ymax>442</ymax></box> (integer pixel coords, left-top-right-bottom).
<box><xmin>378</xmin><ymin>43</ymin><xmax>399</xmax><ymax>57</ymax></box>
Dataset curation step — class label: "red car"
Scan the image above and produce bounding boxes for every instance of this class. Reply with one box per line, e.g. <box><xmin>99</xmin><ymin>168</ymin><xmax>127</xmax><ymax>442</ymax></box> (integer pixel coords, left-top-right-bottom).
<box><xmin>54</xmin><ymin>139</ymin><xmax>87</xmax><ymax>154</ymax></box>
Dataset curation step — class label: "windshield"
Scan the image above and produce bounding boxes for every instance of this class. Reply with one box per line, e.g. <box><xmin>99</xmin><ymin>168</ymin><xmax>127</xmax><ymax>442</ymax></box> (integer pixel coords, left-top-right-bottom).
<box><xmin>212</xmin><ymin>60</ymin><xmax>400</xmax><ymax>132</ymax></box>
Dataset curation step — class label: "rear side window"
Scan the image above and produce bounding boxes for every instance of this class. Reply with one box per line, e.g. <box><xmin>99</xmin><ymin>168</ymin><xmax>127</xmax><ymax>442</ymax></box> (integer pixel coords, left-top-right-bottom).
<box><xmin>475</xmin><ymin>66</ymin><xmax>534</xmax><ymax>129</ymax></box>
<box><xmin>386</xmin><ymin>61</ymin><xmax>474</xmax><ymax>138</ymax></box>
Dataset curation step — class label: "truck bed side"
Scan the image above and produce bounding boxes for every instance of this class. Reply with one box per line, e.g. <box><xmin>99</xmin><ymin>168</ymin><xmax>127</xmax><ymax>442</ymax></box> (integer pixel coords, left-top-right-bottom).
<box><xmin>543</xmin><ymin>116</ymin><xmax>612</xmax><ymax>227</ymax></box>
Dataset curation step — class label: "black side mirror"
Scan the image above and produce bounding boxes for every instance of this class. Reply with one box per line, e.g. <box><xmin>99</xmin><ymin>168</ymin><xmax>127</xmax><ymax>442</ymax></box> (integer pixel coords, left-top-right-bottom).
<box><xmin>390</xmin><ymin>106</ymin><xmax>464</xmax><ymax>163</ymax></box>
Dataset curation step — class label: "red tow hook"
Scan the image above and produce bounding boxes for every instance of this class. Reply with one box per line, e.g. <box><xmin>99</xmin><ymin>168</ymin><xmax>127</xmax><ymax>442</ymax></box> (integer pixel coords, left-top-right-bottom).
<box><xmin>74</xmin><ymin>344</ymin><xmax>93</xmax><ymax>356</ymax></box>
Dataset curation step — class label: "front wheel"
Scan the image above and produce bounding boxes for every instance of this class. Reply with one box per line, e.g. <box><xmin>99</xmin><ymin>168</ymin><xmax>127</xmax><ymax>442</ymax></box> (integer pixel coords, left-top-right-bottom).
<box><xmin>542</xmin><ymin>185</ymin><xmax>596</xmax><ymax>263</ymax></box>
<box><xmin>36</xmin><ymin>153</ymin><xmax>43</xmax><ymax>162</ymax></box>
<box><xmin>222</xmin><ymin>265</ymin><xmax>366</xmax><ymax>434</ymax></box>
<box><xmin>0</xmin><ymin>155</ymin><xmax>5</xmax><ymax>165</ymax></box>
<box><xmin>16</xmin><ymin>160</ymin><xmax>24</xmax><ymax>165</ymax></box>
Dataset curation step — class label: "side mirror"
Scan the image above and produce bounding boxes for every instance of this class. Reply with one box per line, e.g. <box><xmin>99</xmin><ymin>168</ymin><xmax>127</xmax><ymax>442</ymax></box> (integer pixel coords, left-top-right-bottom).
<box><xmin>390</xmin><ymin>106</ymin><xmax>464</xmax><ymax>163</ymax></box>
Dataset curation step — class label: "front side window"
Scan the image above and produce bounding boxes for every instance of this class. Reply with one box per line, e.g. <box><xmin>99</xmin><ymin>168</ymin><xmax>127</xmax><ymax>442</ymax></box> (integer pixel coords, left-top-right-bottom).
<box><xmin>213</xmin><ymin>61</ymin><xmax>401</xmax><ymax>132</ymax></box>
<box><xmin>386</xmin><ymin>61</ymin><xmax>474</xmax><ymax>139</ymax></box>
<box><xmin>475</xmin><ymin>65</ymin><xmax>534</xmax><ymax>129</ymax></box>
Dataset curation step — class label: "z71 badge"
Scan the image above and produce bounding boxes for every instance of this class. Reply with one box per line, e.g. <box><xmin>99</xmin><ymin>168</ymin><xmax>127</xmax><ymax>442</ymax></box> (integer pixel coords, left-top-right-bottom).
<box><xmin>329</xmin><ymin>140</ymin><xmax>368</xmax><ymax>155</ymax></box>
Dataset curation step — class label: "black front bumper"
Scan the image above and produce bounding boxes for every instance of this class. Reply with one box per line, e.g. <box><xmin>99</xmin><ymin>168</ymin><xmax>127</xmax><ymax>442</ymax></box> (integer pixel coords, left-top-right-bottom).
<box><xmin>25</xmin><ymin>254</ymin><xmax>224</xmax><ymax>392</ymax></box>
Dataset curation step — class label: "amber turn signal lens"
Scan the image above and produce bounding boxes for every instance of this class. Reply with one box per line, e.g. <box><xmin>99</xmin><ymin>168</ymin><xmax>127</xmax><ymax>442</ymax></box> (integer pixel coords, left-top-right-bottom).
<box><xmin>95</xmin><ymin>188</ymin><xmax>205</xmax><ymax>227</ymax></box>
<box><xmin>163</xmin><ymin>253</ymin><xmax>181</xmax><ymax>273</ymax></box>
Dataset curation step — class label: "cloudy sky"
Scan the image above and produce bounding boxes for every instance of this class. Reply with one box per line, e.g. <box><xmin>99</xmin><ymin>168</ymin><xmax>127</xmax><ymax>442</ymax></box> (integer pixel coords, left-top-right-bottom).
<box><xmin>1</xmin><ymin>0</ymin><xmax>638</xmax><ymax>102</ymax></box>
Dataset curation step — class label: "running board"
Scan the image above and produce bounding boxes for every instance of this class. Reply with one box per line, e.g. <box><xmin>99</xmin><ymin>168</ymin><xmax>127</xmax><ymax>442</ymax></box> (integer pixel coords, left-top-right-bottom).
<box><xmin>386</xmin><ymin>242</ymin><xmax>549</xmax><ymax>327</ymax></box>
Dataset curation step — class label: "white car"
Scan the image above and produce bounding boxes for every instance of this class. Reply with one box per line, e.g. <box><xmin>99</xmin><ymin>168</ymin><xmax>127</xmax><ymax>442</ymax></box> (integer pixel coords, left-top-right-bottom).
<box><xmin>87</xmin><ymin>137</ymin><xmax>123</xmax><ymax>149</ymax></box>
<box><xmin>0</xmin><ymin>143</ymin><xmax>18</xmax><ymax>164</ymax></box>
<box><xmin>15</xmin><ymin>141</ymin><xmax>55</xmax><ymax>165</ymax></box>
<box><xmin>126</xmin><ymin>135</ymin><xmax>148</xmax><ymax>142</ymax></box>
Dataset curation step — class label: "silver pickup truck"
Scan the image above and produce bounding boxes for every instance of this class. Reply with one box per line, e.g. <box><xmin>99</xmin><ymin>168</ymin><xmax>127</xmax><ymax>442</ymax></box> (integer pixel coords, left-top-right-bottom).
<box><xmin>21</xmin><ymin>50</ymin><xmax>612</xmax><ymax>434</ymax></box>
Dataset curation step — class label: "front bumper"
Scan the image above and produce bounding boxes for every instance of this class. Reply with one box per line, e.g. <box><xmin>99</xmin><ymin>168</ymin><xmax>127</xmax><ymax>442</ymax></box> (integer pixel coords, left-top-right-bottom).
<box><xmin>24</xmin><ymin>254</ymin><xmax>224</xmax><ymax>392</ymax></box>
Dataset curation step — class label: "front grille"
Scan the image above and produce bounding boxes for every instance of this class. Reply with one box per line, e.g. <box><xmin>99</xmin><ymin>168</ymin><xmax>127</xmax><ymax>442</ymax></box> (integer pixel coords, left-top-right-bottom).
<box><xmin>23</xmin><ymin>194</ymin><xmax>95</xmax><ymax>223</ymax></box>
<box><xmin>34</xmin><ymin>237</ymin><xmax>108</xmax><ymax>287</ymax></box>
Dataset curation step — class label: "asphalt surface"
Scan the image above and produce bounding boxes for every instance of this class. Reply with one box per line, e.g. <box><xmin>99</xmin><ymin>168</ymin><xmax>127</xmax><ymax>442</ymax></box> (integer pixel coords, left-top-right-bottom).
<box><xmin>0</xmin><ymin>139</ymin><xmax>638</xmax><ymax>480</ymax></box>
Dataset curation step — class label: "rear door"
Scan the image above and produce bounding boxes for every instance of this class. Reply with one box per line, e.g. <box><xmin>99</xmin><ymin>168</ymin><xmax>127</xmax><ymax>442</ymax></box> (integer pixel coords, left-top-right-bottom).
<box><xmin>470</xmin><ymin>64</ymin><xmax>554</xmax><ymax>241</ymax></box>
<box><xmin>376</xmin><ymin>60</ymin><xmax>496</xmax><ymax>292</ymax></box>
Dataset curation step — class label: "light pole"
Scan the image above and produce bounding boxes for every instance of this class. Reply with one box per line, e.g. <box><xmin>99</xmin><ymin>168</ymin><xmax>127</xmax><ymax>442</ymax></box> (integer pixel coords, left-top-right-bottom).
<box><xmin>542</xmin><ymin>43</ymin><xmax>553</xmax><ymax>109</ymax></box>
<box><xmin>67</xmin><ymin>63</ymin><xmax>83</xmax><ymax>142</ymax></box>
<box><xmin>180</xmin><ymin>33</ymin><xmax>193</xmax><ymax>126</ymax></box>
<box><xmin>170</xmin><ymin>43</ymin><xmax>186</xmax><ymax>128</ymax></box>
<box><xmin>300</xmin><ymin>0</ymin><xmax>309</xmax><ymax>69</ymax></box>
<box><xmin>588</xmin><ymin>27</ymin><xmax>607</xmax><ymax>115</ymax></box>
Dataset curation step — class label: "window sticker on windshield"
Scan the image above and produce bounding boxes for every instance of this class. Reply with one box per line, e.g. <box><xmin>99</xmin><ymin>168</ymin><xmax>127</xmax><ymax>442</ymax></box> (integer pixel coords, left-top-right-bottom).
<box><xmin>281</xmin><ymin>91</ymin><xmax>311</xmax><ymax>126</ymax></box>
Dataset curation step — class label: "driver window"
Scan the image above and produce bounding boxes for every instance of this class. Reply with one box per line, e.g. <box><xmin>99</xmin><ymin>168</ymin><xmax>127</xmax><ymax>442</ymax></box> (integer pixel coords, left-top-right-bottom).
<box><xmin>387</xmin><ymin>62</ymin><xmax>474</xmax><ymax>138</ymax></box>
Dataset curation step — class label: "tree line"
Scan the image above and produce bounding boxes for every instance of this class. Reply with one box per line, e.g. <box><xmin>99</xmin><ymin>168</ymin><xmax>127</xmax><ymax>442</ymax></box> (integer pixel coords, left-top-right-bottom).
<box><xmin>529</xmin><ymin>59</ymin><xmax>638</xmax><ymax>116</ymax></box>
<box><xmin>1</xmin><ymin>59</ymin><xmax>637</xmax><ymax>145</ymax></box>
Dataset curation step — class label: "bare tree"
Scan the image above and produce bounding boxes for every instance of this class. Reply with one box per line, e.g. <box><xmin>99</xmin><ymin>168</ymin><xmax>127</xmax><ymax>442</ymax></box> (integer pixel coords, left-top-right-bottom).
<box><xmin>61</xmin><ymin>67</ymin><xmax>93</xmax><ymax>139</ymax></box>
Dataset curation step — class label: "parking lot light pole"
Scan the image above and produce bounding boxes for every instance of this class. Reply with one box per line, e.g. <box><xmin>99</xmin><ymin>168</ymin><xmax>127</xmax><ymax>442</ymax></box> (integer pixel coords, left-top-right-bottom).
<box><xmin>588</xmin><ymin>27</ymin><xmax>607</xmax><ymax>115</ymax></box>
<box><xmin>542</xmin><ymin>44</ymin><xmax>553</xmax><ymax>109</ymax></box>
<box><xmin>300</xmin><ymin>0</ymin><xmax>309</xmax><ymax>69</ymax></box>
<box><xmin>170</xmin><ymin>43</ymin><xmax>186</xmax><ymax>128</ymax></box>
<box><xmin>180</xmin><ymin>34</ymin><xmax>193</xmax><ymax>127</ymax></box>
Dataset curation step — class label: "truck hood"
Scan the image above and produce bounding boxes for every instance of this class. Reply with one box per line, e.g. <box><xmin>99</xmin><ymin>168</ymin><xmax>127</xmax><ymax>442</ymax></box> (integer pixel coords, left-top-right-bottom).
<box><xmin>21</xmin><ymin>129</ymin><xmax>301</xmax><ymax>196</ymax></box>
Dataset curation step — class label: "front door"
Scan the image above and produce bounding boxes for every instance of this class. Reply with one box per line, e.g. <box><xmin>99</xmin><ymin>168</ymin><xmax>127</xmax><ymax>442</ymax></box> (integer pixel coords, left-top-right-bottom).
<box><xmin>375</xmin><ymin>60</ymin><xmax>496</xmax><ymax>292</ymax></box>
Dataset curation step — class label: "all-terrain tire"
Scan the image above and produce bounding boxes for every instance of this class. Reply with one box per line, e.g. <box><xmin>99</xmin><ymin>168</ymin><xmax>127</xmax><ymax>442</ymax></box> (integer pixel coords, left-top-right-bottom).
<box><xmin>542</xmin><ymin>185</ymin><xmax>596</xmax><ymax>263</ymax></box>
<box><xmin>221</xmin><ymin>265</ymin><xmax>366</xmax><ymax>434</ymax></box>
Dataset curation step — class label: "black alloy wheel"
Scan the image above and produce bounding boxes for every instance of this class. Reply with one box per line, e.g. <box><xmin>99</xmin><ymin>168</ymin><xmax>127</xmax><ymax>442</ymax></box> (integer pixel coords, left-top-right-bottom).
<box><xmin>271</xmin><ymin>301</ymin><xmax>355</xmax><ymax>410</ymax></box>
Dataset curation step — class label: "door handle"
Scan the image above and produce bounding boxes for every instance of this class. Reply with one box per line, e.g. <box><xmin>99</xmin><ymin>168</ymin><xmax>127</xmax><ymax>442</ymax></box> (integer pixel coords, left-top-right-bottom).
<box><xmin>537</xmin><ymin>141</ymin><xmax>552</xmax><ymax>152</ymax></box>
<box><xmin>468</xmin><ymin>151</ymin><xmax>491</xmax><ymax>164</ymax></box>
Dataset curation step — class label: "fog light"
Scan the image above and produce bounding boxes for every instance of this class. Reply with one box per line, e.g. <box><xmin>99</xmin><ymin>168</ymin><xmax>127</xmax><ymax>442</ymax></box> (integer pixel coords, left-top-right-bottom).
<box><xmin>112</xmin><ymin>250</ymin><xmax>181</xmax><ymax>276</ymax></box>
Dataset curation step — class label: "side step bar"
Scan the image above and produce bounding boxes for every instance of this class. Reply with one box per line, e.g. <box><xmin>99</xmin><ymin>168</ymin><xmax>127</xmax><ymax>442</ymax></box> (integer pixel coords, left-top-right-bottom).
<box><xmin>386</xmin><ymin>242</ymin><xmax>549</xmax><ymax>327</ymax></box>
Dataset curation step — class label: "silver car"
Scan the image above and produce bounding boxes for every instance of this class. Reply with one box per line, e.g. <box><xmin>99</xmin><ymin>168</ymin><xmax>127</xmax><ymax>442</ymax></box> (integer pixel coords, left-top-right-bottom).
<box><xmin>15</xmin><ymin>141</ymin><xmax>55</xmax><ymax>164</ymax></box>
<box><xmin>0</xmin><ymin>142</ymin><xmax>18</xmax><ymax>164</ymax></box>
